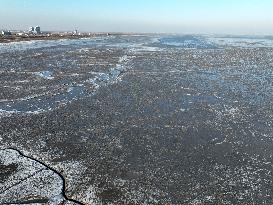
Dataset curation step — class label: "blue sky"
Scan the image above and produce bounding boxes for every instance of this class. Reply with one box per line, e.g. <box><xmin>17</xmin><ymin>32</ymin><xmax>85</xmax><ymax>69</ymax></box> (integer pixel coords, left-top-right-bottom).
<box><xmin>1</xmin><ymin>0</ymin><xmax>273</xmax><ymax>34</ymax></box>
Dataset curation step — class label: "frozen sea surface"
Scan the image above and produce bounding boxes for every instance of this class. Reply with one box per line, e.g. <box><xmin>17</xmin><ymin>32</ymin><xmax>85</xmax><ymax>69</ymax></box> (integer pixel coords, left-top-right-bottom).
<box><xmin>1</xmin><ymin>34</ymin><xmax>273</xmax><ymax>204</ymax></box>
<box><xmin>206</xmin><ymin>35</ymin><xmax>273</xmax><ymax>48</ymax></box>
<box><xmin>158</xmin><ymin>35</ymin><xmax>218</xmax><ymax>49</ymax></box>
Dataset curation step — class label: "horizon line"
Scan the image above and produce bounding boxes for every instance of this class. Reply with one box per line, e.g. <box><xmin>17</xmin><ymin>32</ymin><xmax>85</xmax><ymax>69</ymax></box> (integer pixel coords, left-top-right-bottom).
<box><xmin>2</xmin><ymin>28</ymin><xmax>273</xmax><ymax>37</ymax></box>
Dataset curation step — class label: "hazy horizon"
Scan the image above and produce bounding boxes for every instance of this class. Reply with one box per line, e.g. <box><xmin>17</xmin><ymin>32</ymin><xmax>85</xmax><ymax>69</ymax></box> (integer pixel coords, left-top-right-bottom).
<box><xmin>1</xmin><ymin>0</ymin><xmax>273</xmax><ymax>35</ymax></box>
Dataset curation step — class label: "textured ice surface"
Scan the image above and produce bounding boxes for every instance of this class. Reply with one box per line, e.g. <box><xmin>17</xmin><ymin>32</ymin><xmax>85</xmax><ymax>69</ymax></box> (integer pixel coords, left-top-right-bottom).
<box><xmin>158</xmin><ymin>35</ymin><xmax>217</xmax><ymax>49</ymax></box>
<box><xmin>0</xmin><ymin>85</ymin><xmax>86</xmax><ymax>113</ymax></box>
<box><xmin>206</xmin><ymin>35</ymin><xmax>273</xmax><ymax>48</ymax></box>
<box><xmin>0</xmin><ymin>37</ymin><xmax>110</xmax><ymax>53</ymax></box>
<box><xmin>0</xmin><ymin>149</ymin><xmax>65</xmax><ymax>204</ymax></box>
<box><xmin>87</xmin><ymin>55</ymin><xmax>129</xmax><ymax>90</ymax></box>
<box><xmin>34</xmin><ymin>70</ymin><xmax>54</xmax><ymax>79</ymax></box>
<box><xmin>2</xmin><ymin>34</ymin><xmax>273</xmax><ymax>204</ymax></box>
<box><xmin>0</xmin><ymin>40</ymin><xmax>133</xmax><ymax>115</ymax></box>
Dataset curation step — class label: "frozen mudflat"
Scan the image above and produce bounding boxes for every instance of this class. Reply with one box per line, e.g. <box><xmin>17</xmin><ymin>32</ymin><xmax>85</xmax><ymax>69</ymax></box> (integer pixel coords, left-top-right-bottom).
<box><xmin>1</xmin><ymin>34</ymin><xmax>273</xmax><ymax>204</ymax></box>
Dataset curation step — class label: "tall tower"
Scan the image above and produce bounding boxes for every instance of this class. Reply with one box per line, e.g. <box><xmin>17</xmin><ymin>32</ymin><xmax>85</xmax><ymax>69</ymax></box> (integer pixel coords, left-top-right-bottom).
<box><xmin>35</xmin><ymin>26</ymin><xmax>41</xmax><ymax>34</ymax></box>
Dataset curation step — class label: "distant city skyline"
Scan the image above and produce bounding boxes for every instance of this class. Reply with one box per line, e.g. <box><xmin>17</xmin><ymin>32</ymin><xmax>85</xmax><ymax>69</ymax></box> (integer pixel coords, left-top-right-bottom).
<box><xmin>1</xmin><ymin>0</ymin><xmax>273</xmax><ymax>35</ymax></box>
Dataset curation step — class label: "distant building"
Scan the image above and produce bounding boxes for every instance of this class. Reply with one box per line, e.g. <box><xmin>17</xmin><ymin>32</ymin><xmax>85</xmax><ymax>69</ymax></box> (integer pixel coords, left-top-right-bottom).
<box><xmin>35</xmin><ymin>26</ymin><xmax>41</xmax><ymax>34</ymax></box>
<box><xmin>28</xmin><ymin>26</ymin><xmax>41</xmax><ymax>34</ymax></box>
<box><xmin>29</xmin><ymin>27</ymin><xmax>34</xmax><ymax>33</ymax></box>
<box><xmin>1</xmin><ymin>30</ymin><xmax>12</xmax><ymax>36</ymax></box>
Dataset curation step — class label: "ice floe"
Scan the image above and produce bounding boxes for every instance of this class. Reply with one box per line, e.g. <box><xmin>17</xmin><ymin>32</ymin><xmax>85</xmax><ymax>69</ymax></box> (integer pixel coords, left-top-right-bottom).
<box><xmin>34</xmin><ymin>70</ymin><xmax>54</xmax><ymax>79</ymax></box>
